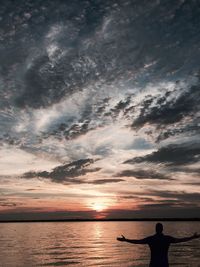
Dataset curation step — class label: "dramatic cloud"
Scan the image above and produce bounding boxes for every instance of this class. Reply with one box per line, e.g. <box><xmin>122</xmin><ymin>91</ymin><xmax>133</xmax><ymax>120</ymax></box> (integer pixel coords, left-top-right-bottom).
<box><xmin>115</xmin><ymin>169</ymin><xmax>171</xmax><ymax>180</ymax></box>
<box><xmin>132</xmin><ymin>81</ymin><xmax>200</xmax><ymax>128</ymax></box>
<box><xmin>125</xmin><ymin>143</ymin><xmax>200</xmax><ymax>166</ymax></box>
<box><xmin>23</xmin><ymin>158</ymin><xmax>124</xmax><ymax>185</ymax></box>
<box><xmin>1</xmin><ymin>0</ymin><xmax>200</xmax><ymax>219</ymax></box>
<box><xmin>148</xmin><ymin>190</ymin><xmax>200</xmax><ymax>204</ymax></box>
<box><xmin>116</xmin><ymin>190</ymin><xmax>200</xmax><ymax>217</ymax></box>
<box><xmin>23</xmin><ymin>159</ymin><xmax>100</xmax><ymax>182</ymax></box>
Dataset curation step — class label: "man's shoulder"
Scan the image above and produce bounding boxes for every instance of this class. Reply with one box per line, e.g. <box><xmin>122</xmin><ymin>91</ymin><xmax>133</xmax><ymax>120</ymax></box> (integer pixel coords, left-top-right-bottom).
<box><xmin>163</xmin><ymin>235</ymin><xmax>175</xmax><ymax>242</ymax></box>
<box><xmin>146</xmin><ymin>234</ymin><xmax>175</xmax><ymax>244</ymax></box>
<box><xmin>147</xmin><ymin>234</ymin><xmax>174</xmax><ymax>240</ymax></box>
<box><xmin>145</xmin><ymin>235</ymin><xmax>156</xmax><ymax>241</ymax></box>
<box><xmin>144</xmin><ymin>234</ymin><xmax>158</xmax><ymax>245</ymax></box>
<box><xmin>163</xmin><ymin>235</ymin><xmax>173</xmax><ymax>239</ymax></box>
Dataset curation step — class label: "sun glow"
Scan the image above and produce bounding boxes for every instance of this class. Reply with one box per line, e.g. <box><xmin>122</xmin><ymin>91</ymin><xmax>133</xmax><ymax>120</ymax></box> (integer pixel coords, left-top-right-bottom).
<box><xmin>92</xmin><ymin>203</ymin><xmax>106</xmax><ymax>212</ymax></box>
<box><xmin>89</xmin><ymin>198</ymin><xmax>110</xmax><ymax>212</ymax></box>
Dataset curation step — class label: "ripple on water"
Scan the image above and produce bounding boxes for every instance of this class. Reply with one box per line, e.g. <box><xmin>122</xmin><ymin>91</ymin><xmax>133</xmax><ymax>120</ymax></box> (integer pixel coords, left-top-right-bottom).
<box><xmin>0</xmin><ymin>222</ymin><xmax>199</xmax><ymax>267</ymax></box>
<box><xmin>40</xmin><ymin>261</ymin><xmax>80</xmax><ymax>266</ymax></box>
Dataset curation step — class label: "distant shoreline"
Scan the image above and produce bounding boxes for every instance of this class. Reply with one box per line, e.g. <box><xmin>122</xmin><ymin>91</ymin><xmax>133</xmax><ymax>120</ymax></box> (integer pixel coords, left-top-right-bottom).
<box><xmin>0</xmin><ymin>218</ymin><xmax>200</xmax><ymax>223</ymax></box>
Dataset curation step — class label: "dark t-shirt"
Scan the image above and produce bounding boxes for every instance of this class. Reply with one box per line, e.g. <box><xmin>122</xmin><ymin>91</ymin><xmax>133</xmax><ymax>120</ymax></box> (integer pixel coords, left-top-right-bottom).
<box><xmin>144</xmin><ymin>234</ymin><xmax>175</xmax><ymax>267</ymax></box>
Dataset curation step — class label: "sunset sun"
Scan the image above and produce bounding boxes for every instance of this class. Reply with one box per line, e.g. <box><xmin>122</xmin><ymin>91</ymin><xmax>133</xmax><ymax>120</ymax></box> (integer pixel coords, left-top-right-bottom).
<box><xmin>92</xmin><ymin>203</ymin><xmax>106</xmax><ymax>212</ymax></box>
<box><xmin>0</xmin><ymin>0</ymin><xmax>200</xmax><ymax>266</ymax></box>
<box><xmin>89</xmin><ymin>199</ymin><xmax>110</xmax><ymax>212</ymax></box>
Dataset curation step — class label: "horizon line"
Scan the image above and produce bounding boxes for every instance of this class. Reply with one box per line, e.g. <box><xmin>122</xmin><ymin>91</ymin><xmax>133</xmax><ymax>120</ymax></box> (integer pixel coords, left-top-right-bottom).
<box><xmin>0</xmin><ymin>218</ymin><xmax>200</xmax><ymax>223</ymax></box>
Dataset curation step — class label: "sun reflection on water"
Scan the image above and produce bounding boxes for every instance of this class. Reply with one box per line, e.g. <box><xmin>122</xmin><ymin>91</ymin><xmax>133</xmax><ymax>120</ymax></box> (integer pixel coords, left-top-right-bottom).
<box><xmin>0</xmin><ymin>222</ymin><xmax>199</xmax><ymax>266</ymax></box>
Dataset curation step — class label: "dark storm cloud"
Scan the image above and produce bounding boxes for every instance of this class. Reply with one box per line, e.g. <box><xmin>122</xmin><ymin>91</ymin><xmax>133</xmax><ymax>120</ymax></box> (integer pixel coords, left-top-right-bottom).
<box><xmin>115</xmin><ymin>169</ymin><xmax>171</xmax><ymax>180</ymax></box>
<box><xmin>116</xmin><ymin>190</ymin><xmax>200</xmax><ymax>208</ymax></box>
<box><xmin>58</xmin><ymin>120</ymin><xmax>95</xmax><ymax>140</ymax></box>
<box><xmin>1</xmin><ymin>0</ymin><xmax>200</xmax><ymax>110</ymax></box>
<box><xmin>39</xmin><ymin>96</ymin><xmax>113</xmax><ymax>142</ymax></box>
<box><xmin>91</xmin><ymin>178</ymin><xmax>124</xmax><ymax>184</ymax></box>
<box><xmin>109</xmin><ymin>96</ymin><xmax>132</xmax><ymax>119</ymax></box>
<box><xmin>23</xmin><ymin>158</ymin><xmax>100</xmax><ymax>182</ymax></box>
<box><xmin>129</xmin><ymin>76</ymin><xmax>200</xmax><ymax>148</ymax></box>
<box><xmin>132</xmin><ymin>81</ymin><xmax>200</xmax><ymax>129</ymax></box>
<box><xmin>0</xmin><ymin>0</ymin><xmax>110</xmax><ymax>108</ymax></box>
<box><xmin>119</xmin><ymin>195</ymin><xmax>154</xmax><ymax>201</ymax></box>
<box><xmin>139</xmin><ymin>202</ymin><xmax>180</xmax><ymax>209</ymax></box>
<box><xmin>1</xmin><ymin>0</ymin><xmax>200</xmax><ymax>158</ymax></box>
<box><xmin>112</xmin><ymin>190</ymin><xmax>200</xmax><ymax>218</ymax></box>
<box><xmin>40</xmin><ymin>94</ymin><xmax>134</xmax><ymax>142</ymax></box>
<box><xmin>95</xmin><ymin>98</ymin><xmax>111</xmax><ymax>115</ymax></box>
<box><xmin>156</xmin><ymin>122</ymin><xmax>200</xmax><ymax>143</ymax></box>
<box><xmin>148</xmin><ymin>190</ymin><xmax>200</xmax><ymax>203</ymax></box>
<box><xmin>125</xmin><ymin>143</ymin><xmax>200</xmax><ymax>166</ymax></box>
<box><xmin>44</xmin><ymin>95</ymin><xmax>133</xmax><ymax>141</ymax></box>
<box><xmin>23</xmin><ymin>158</ymin><xmax>124</xmax><ymax>184</ymax></box>
<box><xmin>168</xmin><ymin>166</ymin><xmax>200</xmax><ymax>176</ymax></box>
<box><xmin>120</xmin><ymin>190</ymin><xmax>200</xmax><ymax>207</ymax></box>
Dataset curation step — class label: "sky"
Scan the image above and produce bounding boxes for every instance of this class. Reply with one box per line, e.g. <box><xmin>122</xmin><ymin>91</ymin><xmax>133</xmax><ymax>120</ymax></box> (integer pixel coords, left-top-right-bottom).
<box><xmin>0</xmin><ymin>0</ymin><xmax>200</xmax><ymax>220</ymax></box>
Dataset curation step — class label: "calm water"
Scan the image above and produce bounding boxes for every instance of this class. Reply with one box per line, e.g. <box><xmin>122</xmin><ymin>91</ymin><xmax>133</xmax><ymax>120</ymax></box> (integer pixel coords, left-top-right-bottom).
<box><xmin>0</xmin><ymin>221</ymin><xmax>199</xmax><ymax>267</ymax></box>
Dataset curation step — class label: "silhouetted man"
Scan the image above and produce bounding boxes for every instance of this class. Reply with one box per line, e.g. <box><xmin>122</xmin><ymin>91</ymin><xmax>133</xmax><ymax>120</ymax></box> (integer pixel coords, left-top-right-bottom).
<box><xmin>117</xmin><ymin>223</ymin><xmax>200</xmax><ymax>267</ymax></box>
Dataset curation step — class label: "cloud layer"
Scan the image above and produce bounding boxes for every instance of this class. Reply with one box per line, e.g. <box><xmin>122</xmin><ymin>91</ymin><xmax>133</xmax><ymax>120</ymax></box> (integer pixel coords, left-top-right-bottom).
<box><xmin>0</xmin><ymin>0</ymin><xmax>200</xmax><ymax>219</ymax></box>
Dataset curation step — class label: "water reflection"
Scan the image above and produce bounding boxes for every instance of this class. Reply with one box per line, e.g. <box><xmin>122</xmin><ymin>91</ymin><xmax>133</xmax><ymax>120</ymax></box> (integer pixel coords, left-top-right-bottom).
<box><xmin>0</xmin><ymin>222</ymin><xmax>199</xmax><ymax>267</ymax></box>
<box><xmin>93</xmin><ymin>223</ymin><xmax>103</xmax><ymax>239</ymax></box>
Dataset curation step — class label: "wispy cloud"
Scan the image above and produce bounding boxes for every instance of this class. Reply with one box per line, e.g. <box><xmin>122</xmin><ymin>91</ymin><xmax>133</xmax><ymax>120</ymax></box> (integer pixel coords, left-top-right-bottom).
<box><xmin>124</xmin><ymin>143</ymin><xmax>200</xmax><ymax>166</ymax></box>
<box><xmin>23</xmin><ymin>158</ymin><xmax>124</xmax><ymax>185</ymax></box>
<box><xmin>115</xmin><ymin>169</ymin><xmax>172</xmax><ymax>180</ymax></box>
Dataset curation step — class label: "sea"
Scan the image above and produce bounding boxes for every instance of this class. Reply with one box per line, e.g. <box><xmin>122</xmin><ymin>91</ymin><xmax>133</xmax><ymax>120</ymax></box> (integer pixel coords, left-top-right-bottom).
<box><xmin>0</xmin><ymin>221</ymin><xmax>199</xmax><ymax>267</ymax></box>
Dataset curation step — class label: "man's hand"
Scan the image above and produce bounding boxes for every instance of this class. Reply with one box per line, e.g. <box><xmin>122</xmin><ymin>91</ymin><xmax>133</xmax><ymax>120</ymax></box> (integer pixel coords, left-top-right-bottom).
<box><xmin>192</xmin><ymin>232</ymin><xmax>200</xmax><ymax>239</ymax></box>
<box><xmin>117</xmin><ymin>235</ymin><xmax>126</xmax><ymax>242</ymax></box>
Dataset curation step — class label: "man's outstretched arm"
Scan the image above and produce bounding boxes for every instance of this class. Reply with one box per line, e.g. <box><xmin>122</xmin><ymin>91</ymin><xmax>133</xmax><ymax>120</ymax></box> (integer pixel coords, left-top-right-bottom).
<box><xmin>117</xmin><ymin>235</ymin><xmax>148</xmax><ymax>244</ymax></box>
<box><xmin>170</xmin><ymin>232</ymin><xmax>200</xmax><ymax>244</ymax></box>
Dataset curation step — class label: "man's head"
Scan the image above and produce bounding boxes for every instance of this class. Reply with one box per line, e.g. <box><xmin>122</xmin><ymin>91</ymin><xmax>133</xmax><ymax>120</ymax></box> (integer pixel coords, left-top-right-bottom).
<box><xmin>156</xmin><ymin>223</ymin><xmax>163</xmax><ymax>234</ymax></box>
